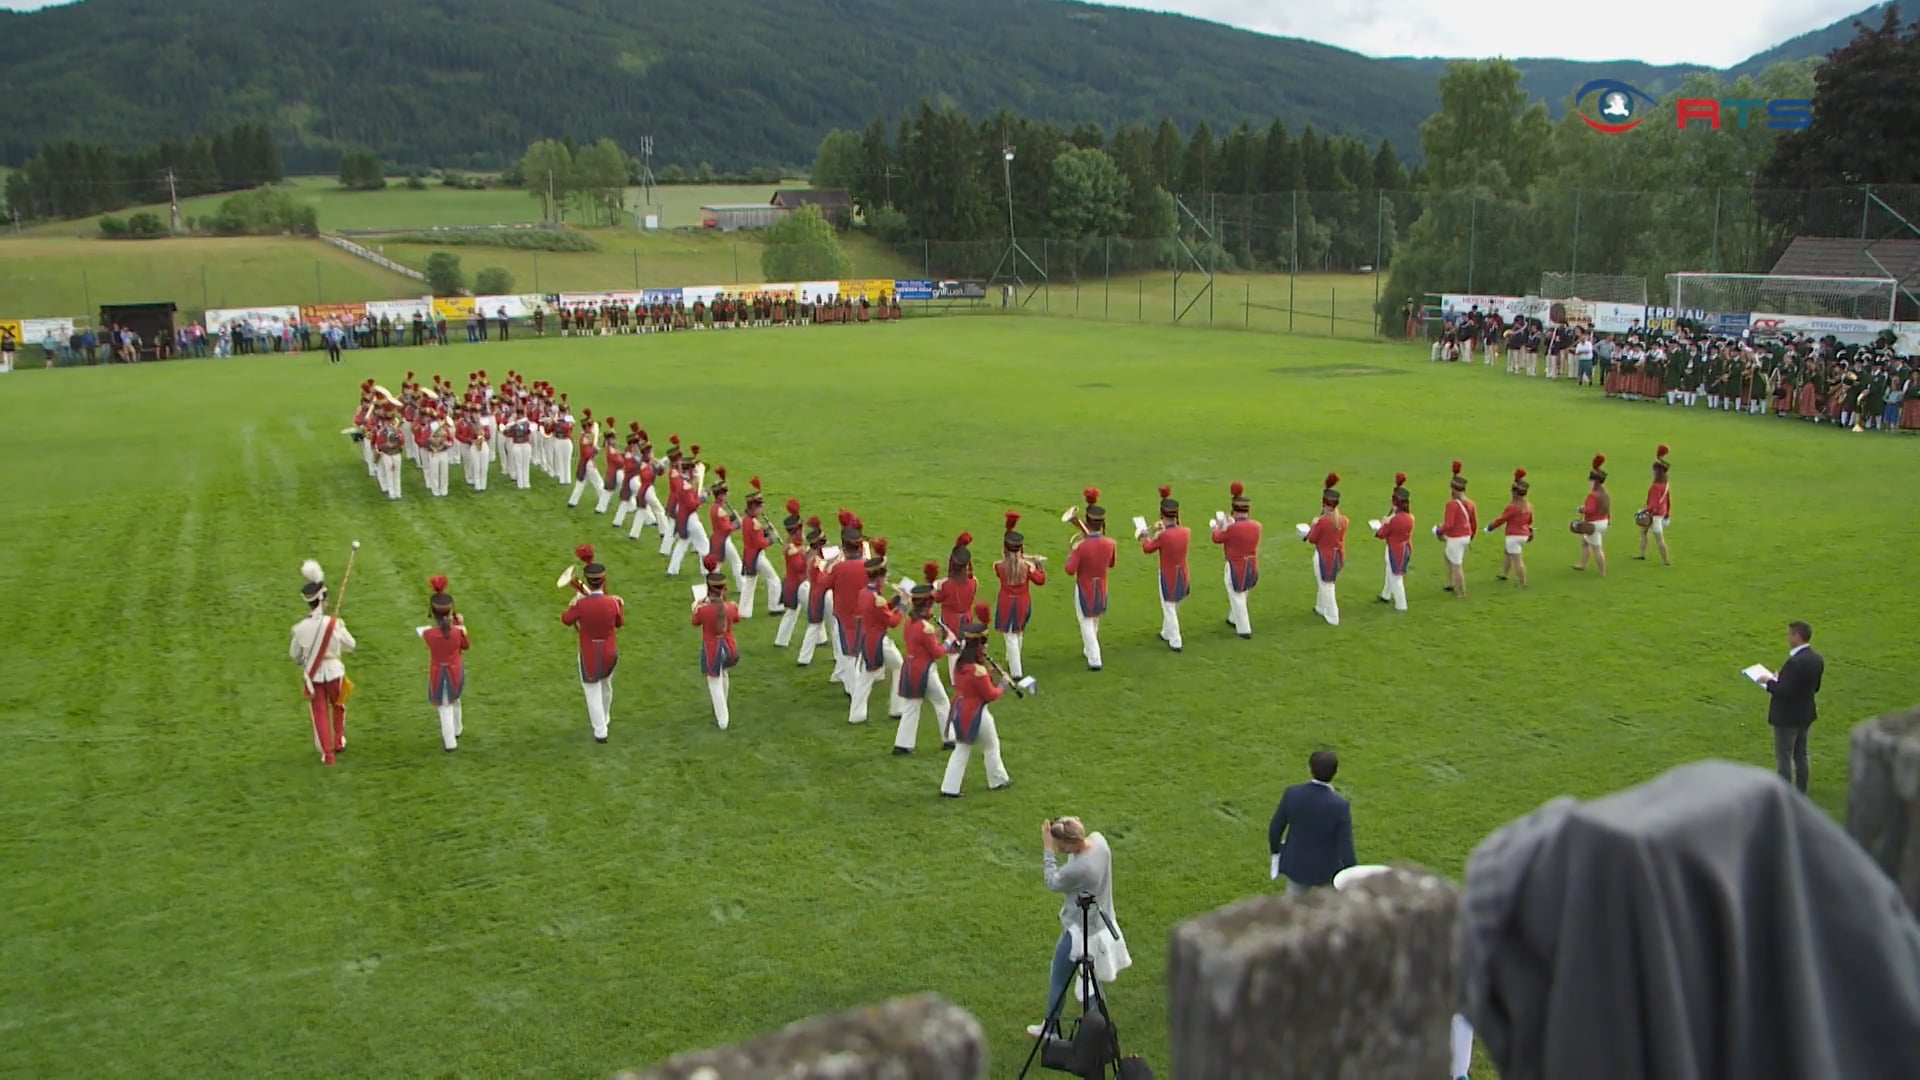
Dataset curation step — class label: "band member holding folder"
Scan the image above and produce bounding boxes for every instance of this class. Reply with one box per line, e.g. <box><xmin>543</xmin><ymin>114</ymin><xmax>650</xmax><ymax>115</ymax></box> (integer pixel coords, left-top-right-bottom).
<box><xmin>1304</xmin><ymin>474</ymin><xmax>1347</xmax><ymax>627</ymax></box>
<box><xmin>1486</xmin><ymin>469</ymin><xmax>1535</xmax><ymax>588</ymax></box>
<box><xmin>1212</xmin><ymin>482</ymin><xmax>1263</xmax><ymax>639</ymax></box>
<box><xmin>1140</xmin><ymin>485</ymin><xmax>1191</xmax><ymax>652</ymax></box>
<box><xmin>1375</xmin><ymin>473</ymin><xmax>1414</xmax><ymax>613</ymax></box>
<box><xmin>994</xmin><ymin>514</ymin><xmax>1045</xmax><ymax>680</ymax></box>
<box><xmin>691</xmin><ymin>555</ymin><xmax>741</xmax><ymax>731</ymax></box>
<box><xmin>1065</xmin><ymin>489</ymin><xmax>1117</xmax><ymax>671</ymax></box>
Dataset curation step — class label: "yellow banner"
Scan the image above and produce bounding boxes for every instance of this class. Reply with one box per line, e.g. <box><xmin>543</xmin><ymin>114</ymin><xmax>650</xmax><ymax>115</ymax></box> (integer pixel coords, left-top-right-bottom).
<box><xmin>433</xmin><ymin>297</ymin><xmax>475</xmax><ymax>320</ymax></box>
<box><xmin>838</xmin><ymin>278</ymin><xmax>894</xmax><ymax>302</ymax></box>
<box><xmin>0</xmin><ymin>320</ymin><xmax>20</xmax><ymax>345</ymax></box>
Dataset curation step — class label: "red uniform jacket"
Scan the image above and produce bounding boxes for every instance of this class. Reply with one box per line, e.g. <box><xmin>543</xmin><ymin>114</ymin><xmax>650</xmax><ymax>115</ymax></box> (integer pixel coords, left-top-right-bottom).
<box><xmin>1376</xmin><ymin>510</ymin><xmax>1415</xmax><ymax>575</ymax></box>
<box><xmin>741</xmin><ymin>514</ymin><xmax>772</xmax><ymax>573</ymax></box>
<box><xmin>1442</xmin><ymin>497</ymin><xmax>1478</xmax><ymax>538</ymax></box>
<box><xmin>855</xmin><ymin>584</ymin><xmax>903</xmax><ymax>667</ymax></box>
<box><xmin>602</xmin><ymin>451</ymin><xmax>626</xmax><ymax>492</ymax></box>
<box><xmin>671</xmin><ymin>484</ymin><xmax>703</xmax><ymax>538</ymax></box>
<box><xmin>1212</xmin><ymin>517</ymin><xmax>1263</xmax><ymax>592</ymax></box>
<box><xmin>1065</xmin><ymin>534</ymin><xmax>1118</xmax><ymax>616</ymax></box>
<box><xmin>828</xmin><ymin>558</ymin><xmax>872</xmax><ymax>649</ymax></box>
<box><xmin>1581</xmin><ymin>490</ymin><xmax>1609</xmax><ymax>523</ymax></box>
<box><xmin>1645</xmin><ymin>481</ymin><xmax>1670</xmax><ymax>518</ymax></box>
<box><xmin>710</xmin><ymin>502</ymin><xmax>738</xmax><ymax>548</ymax></box>
<box><xmin>992</xmin><ymin>557</ymin><xmax>1045</xmax><ymax>633</ymax></box>
<box><xmin>1142</xmin><ymin>524</ymin><xmax>1192</xmax><ymax>603</ymax></box>
<box><xmin>934</xmin><ymin>573</ymin><xmax>979</xmax><ymax>641</ymax></box>
<box><xmin>898</xmin><ymin>616</ymin><xmax>948</xmax><ymax>699</ymax></box>
<box><xmin>1489</xmin><ymin>501</ymin><xmax>1534</xmax><ymax>538</ymax></box>
<box><xmin>691</xmin><ymin>599</ymin><xmax>741</xmax><ymax>676</ymax></box>
<box><xmin>576</xmin><ymin>436</ymin><xmax>598</xmax><ymax>480</ymax></box>
<box><xmin>424</xmin><ymin>623</ymin><xmax>469</xmax><ymax>704</ymax></box>
<box><xmin>805</xmin><ymin>548</ymin><xmax>832</xmax><ymax>623</ymax></box>
<box><xmin>561</xmin><ymin>592</ymin><xmax>624</xmax><ymax>681</ymax></box>
<box><xmin>781</xmin><ymin>540</ymin><xmax>810</xmax><ymax>608</ymax></box>
<box><xmin>947</xmin><ymin>661</ymin><xmax>1005</xmax><ymax>744</ymax></box>
<box><xmin>1305</xmin><ymin>514</ymin><xmax>1347</xmax><ymax>581</ymax></box>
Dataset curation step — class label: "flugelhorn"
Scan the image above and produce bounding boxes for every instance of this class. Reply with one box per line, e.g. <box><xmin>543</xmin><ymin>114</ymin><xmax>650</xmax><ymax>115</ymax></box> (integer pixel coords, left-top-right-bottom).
<box><xmin>1060</xmin><ymin>505</ymin><xmax>1090</xmax><ymax>538</ymax></box>
<box><xmin>555</xmin><ymin>564</ymin><xmax>579</xmax><ymax>590</ymax></box>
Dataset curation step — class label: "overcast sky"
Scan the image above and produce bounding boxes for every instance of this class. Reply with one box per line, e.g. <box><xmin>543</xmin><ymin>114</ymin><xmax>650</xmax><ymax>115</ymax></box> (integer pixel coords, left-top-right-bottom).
<box><xmin>0</xmin><ymin>0</ymin><xmax>1882</xmax><ymax>68</ymax></box>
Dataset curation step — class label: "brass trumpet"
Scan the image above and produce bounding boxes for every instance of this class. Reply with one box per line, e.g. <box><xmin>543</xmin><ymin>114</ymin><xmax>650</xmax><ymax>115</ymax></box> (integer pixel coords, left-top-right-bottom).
<box><xmin>1060</xmin><ymin>506</ymin><xmax>1090</xmax><ymax>541</ymax></box>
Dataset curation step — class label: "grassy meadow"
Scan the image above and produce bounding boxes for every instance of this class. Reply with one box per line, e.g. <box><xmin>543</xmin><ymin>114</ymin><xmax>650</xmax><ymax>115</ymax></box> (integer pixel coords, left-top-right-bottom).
<box><xmin>1</xmin><ymin>316</ymin><xmax>1911</xmax><ymax>1077</ymax></box>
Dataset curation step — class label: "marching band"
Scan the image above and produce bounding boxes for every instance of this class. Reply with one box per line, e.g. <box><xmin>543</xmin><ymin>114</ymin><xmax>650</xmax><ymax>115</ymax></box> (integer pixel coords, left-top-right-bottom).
<box><xmin>334</xmin><ymin>369</ymin><xmax>1683</xmax><ymax>799</ymax></box>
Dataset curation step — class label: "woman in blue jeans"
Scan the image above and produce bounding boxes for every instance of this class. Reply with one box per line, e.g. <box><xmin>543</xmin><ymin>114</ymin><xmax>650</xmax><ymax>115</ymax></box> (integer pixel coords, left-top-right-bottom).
<box><xmin>1028</xmin><ymin>816</ymin><xmax>1117</xmax><ymax>1038</ymax></box>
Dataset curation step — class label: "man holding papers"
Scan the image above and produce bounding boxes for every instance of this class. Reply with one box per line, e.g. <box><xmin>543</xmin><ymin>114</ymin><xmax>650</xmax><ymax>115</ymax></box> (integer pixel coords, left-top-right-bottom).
<box><xmin>1754</xmin><ymin>621</ymin><xmax>1825</xmax><ymax>793</ymax></box>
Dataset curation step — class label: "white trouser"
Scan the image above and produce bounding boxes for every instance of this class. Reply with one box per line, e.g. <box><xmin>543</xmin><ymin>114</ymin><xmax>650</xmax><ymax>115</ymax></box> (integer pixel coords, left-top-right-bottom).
<box><xmin>707</xmin><ymin>672</ymin><xmax>730</xmax><ymax>730</ymax></box>
<box><xmin>721</xmin><ymin>536</ymin><xmax>744</xmax><ymax>588</ymax></box>
<box><xmin>1224</xmin><ymin>562</ymin><xmax>1253</xmax><ymax>635</ymax></box>
<box><xmin>595</xmin><ymin>470</ymin><xmax>624</xmax><ymax>513</ymax></box>
<box><xmin>738</xmin><ymin>552</ymin><xmax>781</xmax><ymax>618</ymax></box>
<box><xmin>1002</xmin><ymin>631</ymin><xmax>1025</xmax><ymax>678</ymax></box>
<box><xmin>627</xmin><ymin>486</ymin><xmax>659</xmax><ymax>540</ymax></box>
<box><xmin>511</xmin><ymin>443</ymin><xmax>532</xmax><ymax>488</ymax></box>
<box><xmin>436</xmin><ymin>702</ymin><xmax>464</xmax><ymax>750</ymax></box>
<box><xmin>829</xmin><ymin>614</ymin><xmax>854</xmax><ymax>688</ymax></box>
<box><xmin>581</xmin><ymin>677</ymin><xmax>612</xmax><ymax>739</ymax></box>
<box><xmin>645</xmin><ymin>487</ymin><xmax>670</xmax><ymax>541</ymax></box>
<box><xmin>1313</xmin><ymin>553</ymin><xmax>1340</xmax><ymax>626</ymax></box>
<box><xmin>1074</xmin><ymin>591</ymin><xmax>1103</xmax><ymax>668</ymax></box>
<box><xmin>569</xmin><ymin>463</ymin><xmax>600</xmax><ymax>507</ymax></box>
<box><xmin>472</xmin><ymin>443</ymin><xmax>490</xmax><ymax>491</ymax></box>
<box><xmin>893</xmin><ymin>672</ymin><xmax>954</xmax><ymax>751</ymax></box>
<box><xmin>430</xmin><ymin>450</ymin><xmax>450</xmax><ymax>496</ymax></box>
<box><xmin>1159</xmin><ymin>599</ymin><xmax>1182</xmax><ymax>650</ymax></box>
<box><xmin>940</xmin><ymin>711</ymin><xmax>1009</xmax><ymax>795</ymax></box>
<box><xmin>775</xmin><ymin>581</ymin><xmax>809</xmax><ymax>646</ymax></box>
<box><xmin>798</xmin><ymin>619</ymin><xmax>827</xmax><ymax>665</ymax></box>
<box><xmin>668</xmin><ymin>516</ymin><xmax>712</xmax><ymax>576</ymax></box>
<box><xmin>1380</xmin><ymin>548</ymin><xmax>1407</xmax><ymax>612</ymax></box>
<box><xmin>362</xmin><ymin>435</ymin><xmax>376</xmax><ymax>475</ymax></box>
<box><xmin>378</xmin><ymin>453</ymin><xmax>402</xmax><ymax>499</ymax></box>
<box><xmin>557</xmin><ymin>441</ymin><xmax>574</xmax><ymax>485</ymax></box>
<box><xmin>1452</xmin><ymin>1015</ymin><xmax>1474</xmax><ymax>1078</ymax></box>
<box><xmin>848</xmin><ymin>637</ymin><xmax>906</xmax><ymax>724</ymax></box>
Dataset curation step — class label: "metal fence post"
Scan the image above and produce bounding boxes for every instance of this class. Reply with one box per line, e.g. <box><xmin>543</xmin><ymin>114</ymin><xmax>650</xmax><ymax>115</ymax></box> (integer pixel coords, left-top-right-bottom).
<box><xmin>1331</xmin><ymin>289</ymin><xmax>1336</xmax><ymax>337</ymax></box>
<box><xmin>732</xmin><ymin>243</ymin><xmax>739</xmax><ymax>283</ymax></box>
<box><xmin>1104</xmin><ymin>237</ymin><xmax>1110</xmax><ymax>318</ymax></box>
<box><xmin>1137</xmin><ymin>279</ymin><xmax>1142</xmax><ymax>321</ymax></box>
<box><xmin>533</xmin><ymin>252</ymin><xmax>540</xmax><ymax>292</ymax></box>
<box><xmin>1245</xmin><ymin>281</ymin><xmax>1251</xmax><ymax>327</ymax></box>
<box><xmin>633</xmin><ymin>249</ymin><xmax>640</xmax><ymax>288</ymax></box>
<box><xmin>82</xmin><ymin>271</ymin><xmax>92</xmax><ymax>322</ymax></box>
<box><xmin>924</xmin><ymin>239</ymin><xmax>930</xmax><ymax>276</ymax></box>
<box><xmin>201</xmin><ymin>264</ymin><xmax>209</xmax><ymax>315</ymax></box>
<box><xmin>1570</xmin><ymin>189</ymin><xmax>1582</xmax><ymax>285</ymax></box>
<box><xmin>1709</xmin><ymin>190</ymin><xmax>1721</xmax><ymax>273</ymax></box>
<box><xmin>1373</xmin><ymin>192</ymin><xmax>1384</xmax><ymax>337</ymax></box>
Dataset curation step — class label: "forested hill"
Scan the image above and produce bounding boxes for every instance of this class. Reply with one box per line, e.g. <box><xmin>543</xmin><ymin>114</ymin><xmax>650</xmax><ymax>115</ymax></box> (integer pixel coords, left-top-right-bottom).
<box><xmin>0</xmin><ymin>0</ymin><xmax>1881</xmax><ymax>173</ymax></box>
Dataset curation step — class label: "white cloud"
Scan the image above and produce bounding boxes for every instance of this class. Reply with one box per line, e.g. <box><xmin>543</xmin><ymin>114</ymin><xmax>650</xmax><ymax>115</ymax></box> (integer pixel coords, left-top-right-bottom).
<box><xmin>1085</xmin><ymin>0</ymin><xmax>1876</xmax><ymax>67</ymax></box>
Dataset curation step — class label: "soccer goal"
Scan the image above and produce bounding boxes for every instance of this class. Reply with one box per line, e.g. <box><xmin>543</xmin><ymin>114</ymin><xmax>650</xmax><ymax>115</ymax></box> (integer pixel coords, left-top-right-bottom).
<box><xmin>1666</xmin><ymin>272</ymin><xmax>1898</xmax><ymax>320</ymax></box>
<box><xmin>1539</xmin><ymin>272</ymin><xmax>1646</xmax><ymax>305</ymax></box>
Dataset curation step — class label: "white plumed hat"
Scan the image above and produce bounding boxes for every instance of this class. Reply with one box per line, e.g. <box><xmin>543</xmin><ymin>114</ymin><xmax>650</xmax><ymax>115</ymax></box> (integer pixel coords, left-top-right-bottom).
<box><xmin>300</xmin><ymin>560</ymin><xmax>327</xmax><ymax>602</ymax></box>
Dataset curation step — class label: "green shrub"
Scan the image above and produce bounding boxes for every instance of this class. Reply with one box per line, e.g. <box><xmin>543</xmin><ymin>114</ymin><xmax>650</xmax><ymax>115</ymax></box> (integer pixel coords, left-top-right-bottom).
<box><xmin>126</xmin><ymin>211</ymin><xmax>167</xmax><ymax>237</ymax></box>
<box><xmin>97</xmin><ymin>215</ymin><xmax>129</xmax><ymax>237</ymax></box>
<box><xmin>384</xmin><ymin>229</ymin><xmax>601</xmax><ymax>253</ymax></box>
<box><xmin>474</xmin><ymin>267</ymin><xmax>515</xmax><ymax>295</ymax></box>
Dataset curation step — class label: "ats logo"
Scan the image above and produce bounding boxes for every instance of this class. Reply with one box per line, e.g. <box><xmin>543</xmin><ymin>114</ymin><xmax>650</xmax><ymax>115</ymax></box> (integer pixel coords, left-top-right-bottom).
<box><xmin>1575</xmin><ymin>79</ymin><xmax>1812</xmax><ymax>133</ymax></box>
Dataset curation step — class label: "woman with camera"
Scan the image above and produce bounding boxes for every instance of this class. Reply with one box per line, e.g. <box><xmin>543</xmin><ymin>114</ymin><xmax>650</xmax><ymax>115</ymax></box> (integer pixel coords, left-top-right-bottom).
<box><xmin>1028</xmin><ymin>816</ymin><xmax>1124</xmax><ymax>1038</ymax></box>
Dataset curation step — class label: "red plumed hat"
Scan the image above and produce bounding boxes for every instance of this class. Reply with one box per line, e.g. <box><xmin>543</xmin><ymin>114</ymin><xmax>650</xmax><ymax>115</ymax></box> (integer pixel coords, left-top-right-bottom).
<box><xmin>629</xmin><ymin>421</ymin><xmax>640</xmax><ymax>432</ymax></box>
<box><xmin>1083</xmin><ymin>487</ymin><xmax>1100</xmax><ymax>506</ymax></box>
<box><xmin>1395</xmin><ymin>472</ymin><xmax>1408</xmax><ymax>486</ymax></box>
<box><xmin>1158</xmin><ymin>485</ymin><xmax>1171</xmax><ymax>498</ymax></box>
<box><xmin>1229</xmin><ymin>481</ymin><xmax>1244</xmax><ymax>498</ymax></box>
<box><xmin>636</xmin><ymin>428</ymin><xmax>649</xmax><ymax>441</ymax></box>
<box><xmin>806</xmin><ymin>514</ymin><xmax>822</xmax><ymax>530</ymax></box>
<box><xmin>575</xmin><ymin>544</ymin><xmax>595</xmax><ymax>563</ymax></box>
<box><xmin>1653</xmin><ymin>444</ymin><xmax>1671</xmax><ymax>472</ymax></box>
<box><xmin>406</xmin><ymin>370</ymin><xmax>415</xmax><ymax>380</ymax></box>
<box><xmin>838</xmin><ymin>508</ymin><xmax>854</xmax><ymax>528</ymax></box>
<box><xmin>428</xmin><ymin>574</ymin><xmax>449</xmax><ymax>594</ymax></box>
<box><xmin>1450</xmin><ymin>460</ymin><xmax>1467</xmax><ymax>489</ymax></box>
<box><xmin>1590</xmin><ymin>454</ymin><xmax>1608</xmax><ymax>481</ymax></box>
<box><xmin>923</xmin><ymin>560</ymin><xmax>940</xmax><ymax>584</ymax></box>
<box><xmin>669</xmin><ymin>433</ymin><xmax>681</xmax><ymax>445</ymax></box>
<box><xmin>690</xmin><ymin>444</ymin><xmax>701</xmax><ymax>457</ymax></box>
<box><xmin>786</xmin><ymin>498</ymin><xmax>801</xmax><ymax>516</ymax></box>
<box><xmin>1004</xmin><ymin>510</ymin><xmax>1020</xmax><ymax>532</ymax></box>
<box><xmin>1322</xmin><ymin>472</ymin><xmax>1342</xmax><ymax>504</ymax></box>
<box><xmin>956</xmin><ymin>531</ymin><xmax>973</xmax><ymax>547</ymax></box>
<box><xmin>1512</xmin><ymin>467</ymin><xmax>1530</xmax><ymax>493</ymax></box>
<box><xmin>1324</xmin><ymin>472</ymin><xmax>1340</xmax><ymax>489</ymax></box>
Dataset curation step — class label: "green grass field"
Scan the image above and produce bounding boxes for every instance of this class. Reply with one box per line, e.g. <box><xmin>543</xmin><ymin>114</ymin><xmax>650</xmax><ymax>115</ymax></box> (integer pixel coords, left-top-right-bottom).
<box><xmin>1</xmin><ymin>317</ymin><xmax>1910</xmax><ymax>1076</ymax></box>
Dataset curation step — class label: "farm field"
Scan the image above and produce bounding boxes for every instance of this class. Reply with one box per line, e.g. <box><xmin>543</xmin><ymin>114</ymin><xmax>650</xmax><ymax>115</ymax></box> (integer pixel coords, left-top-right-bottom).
<box><xmin>1</xmin><ymin>317</ymin><xmax>1909</xmax><ymax>1077</ymax></box>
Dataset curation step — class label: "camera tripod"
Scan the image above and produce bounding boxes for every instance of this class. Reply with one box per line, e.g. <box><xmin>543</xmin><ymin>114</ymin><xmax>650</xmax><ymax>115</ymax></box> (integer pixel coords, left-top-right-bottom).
<box><xmin>1018</xmin><ymin>894</ymin><xmax>1127</xmax><ymax>1080</ymax></box>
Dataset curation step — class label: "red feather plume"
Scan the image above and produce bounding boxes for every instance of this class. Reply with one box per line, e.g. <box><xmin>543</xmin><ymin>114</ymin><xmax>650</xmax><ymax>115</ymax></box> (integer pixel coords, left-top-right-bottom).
<box><xmin>870</xmin><ymin>538</ymin><xmax>888</xmax><ymax>558</ymax></box>
<box><xmin>716</xmin><ymin>466</ymin><xmax>727</xmax><ymax>480</ymax></box>
<box><xmin>1230</xmin><ymin>481</ymin><xmax>1245</xmax><ymax>498</ymax></box>
<box><xmin>1324</xmin><ymin>472</ymin><xmax>1340</xmax><ymax>489</ymax></box>
<box><xmin>1514</xmin><ymin>467</ymin><xmax>1527</xmax><ymax>481</ymax></box>
<box><xmin>575</xmin><ymin>544</ymin><xmax>595</xmax><ymax>563</ymax></box>
<box><xmin>405</xmin><ymin>370</ymin><xmax>416</xmax><ymax>380</ymax></box>
<box><xmin>1083</xmin><ymin>487</ymin><xmax>1100</xmax><ymax>506</ymax></box>
<box><xmin>786</xmin><ymin>498</ymin><xmax>801</xmax><ymax>515</ymax></box>
<box><xmin>1656</xmin><ymin>444</ymin><xmax>1670</xmax><ymax>457</ymax></box>
<box><xmin>923</xmin><ymin>561</ymin><xmax>940</xmax><ymax>583</ymax></box>
<box><xmin>629</xmin><ymin>421</ymin><xmax>639</xmax><ymax>432</ymax></box>
<box><xmin>703</xmin><ymin>554</ymin><xmax>720</xmax><ymax>572</ymax></box>
<box><xmin>582</xmin><ymin>408</ymin><xmax>592</xmax><ymax>417</ymax></box>
<box><xmin>838</xmin><ymin>508</ymin><xmax>854</xmax><ymax>527</ymax></box>
<box><xmin>1394</xmin><ymin>472</ymin><xmax>1407</xmax><ymax>486</ymax></box>
<box><xmin>806</xmin><ymin>515</ymin><xmax>821</xmax><ymax>529</ymax></box>
<box><xmin>1451</xmin><ymin>460</ymin><xmax>1462</xmax><ymax>476</ymax></box>
<box><xmin>972</xmin><ymin>602</ymin><xmax>991</xmax><ymax>623</ymax></box>
<box><xmin>1004</xmin><ymin>511</ymin><xmax>1021</xmax><ymax>532</ymax></box>
<box><xmin>605</xmin><ymin>416</ymin><xmax>615</xmax><ymax>426</ymax></box>
<box><xmin>851</xmin><ymin>515</ymin><xmax>864</xmax><ymax>531</ymax></box>
<box><xmin>690</xmin><ymin>444</ymin><xmax>701</xmax><ymax>457</ymax></box>
<box><xmin>1158</xmin><ymin>485</ymin><xmax>1171</xmax><ymax>499</ymax></box>
<box><xmin>428</xmin><ymin>575</ymin><xmax>448</xmax><ymax>594</ymax></box>
<box><xmin>956</xmin><ymin>531</ymin><xmax>973</xmax><ymax>547</ymax></box>
<box><xmin>636</xmin><ymin>428</ymin><xmax>648</xmax><ymax>441</ymax></box>
<box><xmin>1592</xmin><ymin>454</ymin><xmax>1606</xmax><ymax>470</ymax></box>
<box><xmin>669</xmin><ymin>433</ymin><xmax>680</xmax><ymax>445</ymax></box>
<box><xmin>750</xmin><ymin>476</ymin><xmax>762</xmax><ymax>492</ymax></box>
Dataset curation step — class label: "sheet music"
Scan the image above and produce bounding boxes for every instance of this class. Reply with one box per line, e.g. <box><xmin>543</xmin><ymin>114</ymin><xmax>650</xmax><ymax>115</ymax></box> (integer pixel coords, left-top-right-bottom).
<box><xmin>1742</xmin><ymin>663</ymin><xmax>1774</xmax><ymax>684</ymax></box>
<box><xmin>1131</xmin><ymin>515</ymin><xmax>1149</xmax><ymax>535</ymax></box>
<box><xmin>414</xmin><ymin>625</ymin><xmax>432</xmax><ymax>638</ymax></box>
<box><xmin>690</xmin><ymin>585</ymin><xmax>705</xmax><ymax>603</ymax></box>
<box><xmin>1367</xmin><ymin>519</ymin><xmax>1382</xmax><ymax>532</ymax></box>
<box><xmin>1295</xmin><ymin>523</ymin><xmax>1310</xmax><ymax>537</ymax></box>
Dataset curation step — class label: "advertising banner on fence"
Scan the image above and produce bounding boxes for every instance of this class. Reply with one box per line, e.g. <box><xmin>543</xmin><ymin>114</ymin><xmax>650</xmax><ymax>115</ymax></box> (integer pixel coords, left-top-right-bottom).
<box><xmin>206</xmin><ymin>305</ymin><xmax>299</xmax><ymax>329</ymax></box>
<box><xmin>643</xmin><ymin>288</ymin><xmax>683</xmax><ymax>305</ymax></box>
<box><xmin>5</xmin><ymin>316</ymin><xmax>79</xmax><ymax>342</ymax></box>
<box><xmin>895</xmin><ymin>280</ymin><xmax>934</xmax><ymax>301</ymax></box>
<box><xmin>838</xmin><ymin>279</ymin><xmax>894</xmax><ymax>302</ymax></box>
<box><xmin>366</xmin><ymin>298</ymin><xmax>434</xmax><ymax>323</ymax></box>
<box><xmin>682</xmin><ymin>285</ymin><xmax>725</xmax><ymax>306</ymax></box>
<box><xmin>432</xmin><ymin>297</ymin><xmax>475</xmax><ymax>320</ymax></box>
<box><xmin>1640</xmin><ymin>306</ymin><xmax>1711</xmax><ymax>334</ymax></box>
<box><xmin>301</xmin><ymin>303</ymin><xmax>367</xmax><ymax>325</ymax></box>
<box><xmin>0</xmin><ymin>319</ymin><xmax>22</xmax><ymax>344</ymax></box>
<box><xmin>796</xmin><ymin>281</ymin><xmax>840</xmax><ymax>304</ymax></box>
<box><xmin>554</xmin><ymin>291</ymin><xmax>642</xmax><ymax>309</ymax></box>
<box><xmin>1748</xmin><ymin>312</ymin><xmax>1888</xmax><ymax>343</ymax></box>
<box><xmin>1439</xmin><ymin>295</ymin><xmax>1506</xmax><ymax>319</ymax></box>
<box><xmin>1712</xmin><ymin>312</ymin><xmax>1751</xmax><ymax>336</ymax></box>
<box><xmin>934</xmin><ymin>280</ymin><xmax>989</xmax><ymax>300</ymax></box>
<box><xmin>1588</xmin><ymin>302</ymin><xmax>1644</xmax><ymax>333</ymax></box>
<box><xmin>470</xmin><ymin>294</ymin><xmax>547</xmax><ymax>319</ymax></box>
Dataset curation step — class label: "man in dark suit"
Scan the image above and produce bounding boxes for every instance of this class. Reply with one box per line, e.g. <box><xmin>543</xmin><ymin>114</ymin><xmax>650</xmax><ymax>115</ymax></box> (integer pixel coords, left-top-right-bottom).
<box><xmin>1760</xmin><ymin>620</ymin><xmax>1824</xmax><ymax>793</ymax></box>
<box><xmin>1268</xmin><ymin>750</ymin><xmax>1357</xmax><ymax>896</ymax></box>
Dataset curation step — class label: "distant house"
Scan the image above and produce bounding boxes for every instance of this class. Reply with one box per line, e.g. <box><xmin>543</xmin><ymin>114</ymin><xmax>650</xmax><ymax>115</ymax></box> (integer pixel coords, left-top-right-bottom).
<box><xmin>770</xmin><ymin>188</ymin><xmax>853</xmax><ymax>218</ymax></box>
<box><xmin>1767</xmin><ymin>236</ymin><xmax>1920</xmax><ymax>319</ymax></box>
<box><xmin>701</xmin><ymin>204</ymin><xmax>779</xmax><ymax>231</ymax></box>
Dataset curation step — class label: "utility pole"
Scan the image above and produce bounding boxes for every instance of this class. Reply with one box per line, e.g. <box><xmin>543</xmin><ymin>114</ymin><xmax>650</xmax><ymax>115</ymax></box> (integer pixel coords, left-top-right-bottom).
<box><xmin>546</xmin><ymin>170</ymin><xmax>556</xmax><ymax>224</ymax></box>
<box><xmin>166</xmin><ymin>167</ymin><xmax>181</xmax><ymax>236</ymax></box>
<box><xmin>637</xmin><ymin>136</ymin><xmax>657</xmax><ymax>210</ymax></box>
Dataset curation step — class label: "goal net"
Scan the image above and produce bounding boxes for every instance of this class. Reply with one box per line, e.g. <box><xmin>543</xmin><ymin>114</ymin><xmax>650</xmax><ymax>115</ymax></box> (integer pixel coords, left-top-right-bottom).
<box><xmin>1666</xmin><ymin>272</ymin><xmax>1897</xmax><ymax>321</ymax></box>
<box><xmin>1539</xmin><ymin>272</ymin><xmax>1646</xmax><ymax>305</ymax></box>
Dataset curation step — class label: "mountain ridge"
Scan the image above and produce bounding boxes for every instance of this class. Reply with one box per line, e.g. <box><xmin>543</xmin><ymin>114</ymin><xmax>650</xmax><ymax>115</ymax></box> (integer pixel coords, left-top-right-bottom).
<box><xmin>0</xmin><ymin>0</ymin><xmax>1886</xmax><ymax>171</ymax></box>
